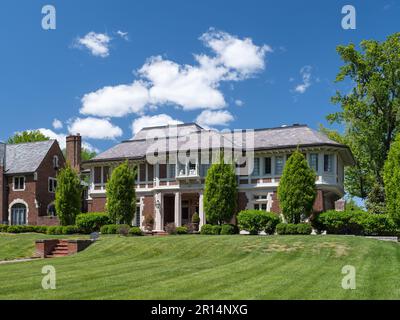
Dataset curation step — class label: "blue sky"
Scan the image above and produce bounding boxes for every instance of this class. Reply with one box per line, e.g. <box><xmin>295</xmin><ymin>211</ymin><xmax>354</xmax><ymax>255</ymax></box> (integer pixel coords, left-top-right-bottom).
<box><xmin>0</xmin><ymin>0</ymin><xmax>399</xmax><ymax>152</ymax></box>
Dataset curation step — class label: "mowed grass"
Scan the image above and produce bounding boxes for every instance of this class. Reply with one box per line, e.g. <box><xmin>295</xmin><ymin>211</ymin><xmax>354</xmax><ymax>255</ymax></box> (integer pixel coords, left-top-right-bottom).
<box><xmin>1</xmin><ymin>234</ymin><xmax>400</xmax><ymax>299</ymax></box>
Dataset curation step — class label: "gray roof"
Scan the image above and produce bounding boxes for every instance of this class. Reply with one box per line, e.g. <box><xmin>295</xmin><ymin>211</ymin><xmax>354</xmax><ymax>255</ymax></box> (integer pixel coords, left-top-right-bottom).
<box><xmin>4</xmin><ymin>140</ymin><xmax>56</xmax><ymax>174</ymax></box>
<box><xmin>0</xmin><ymin>143</ymin><xmax>5</xmax><ymax>167</ymax></box>
<box><xmin>88</xmin><ymin>123</ymin><xmax>353</xmax><ymax>165</ymax></box>
<box><xmin>133</xmin><ymin>123</ymin><xmax>203</xmax><ymax>140</ymax></box>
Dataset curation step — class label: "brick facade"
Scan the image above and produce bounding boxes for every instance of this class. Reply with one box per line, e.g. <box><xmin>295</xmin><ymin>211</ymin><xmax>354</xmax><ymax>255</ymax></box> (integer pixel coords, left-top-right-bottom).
<box><xmin>0</xmin><ymin>165</ymin><xmax>5</xmax><ymax>223</ymax></box>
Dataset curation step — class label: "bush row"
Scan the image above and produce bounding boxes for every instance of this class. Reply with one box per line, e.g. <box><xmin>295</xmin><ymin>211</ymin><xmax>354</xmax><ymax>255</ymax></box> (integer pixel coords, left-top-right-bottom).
<box><xmin>276</xmin><ymin>223</ymin><xmax>312</xmax><ymax>235</ymax></box>
<box><xmin>100</xmin><ymin>224</ymin><xmax>144</xmax><ymax>236</ymax></box>
<box><xmin>200</xmin><ymin>224</ymin><xmax>239</xmax><ymax>235</ymax></box>
<box><xmin>75</xmin><ymin>212</ymin><xmax>112</xmax><ymax>233</ymax></box>
<box><xmin>313</xmin><ymin>210</ymin><xmax>399</xmax><ymax>236</ymax></box>
<box><xmin>0</xmin><ymin>224</ymin><xmax>80</xmax><ymax>235</ymax></box>
<box><xmin>237</xmin><ymin>210</ymin><xmax>281</xmax><ymax>235</ymax></box>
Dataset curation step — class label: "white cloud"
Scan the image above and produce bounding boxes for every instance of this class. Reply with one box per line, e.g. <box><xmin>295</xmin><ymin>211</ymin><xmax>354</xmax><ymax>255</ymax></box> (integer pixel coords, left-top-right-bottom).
<box><xmin>234</xmin><ymin>99</ymin><xmax>244</xmax><ymax>107</ymax></box>
<box><xmin>116</xmin><ymin>30</ymin><xmax>129</xmax><ymax>40</ymax></box>
<box><xmin>80</xmin><ymin>81</ymin><xmax>149</xmax><ymax>117</ymax></box>
<box><xmin>200</xmin><ymin>28</ymin><xmax>272</xmax><ymax>79</ymax></box>
<box><xmin>68</xmin><ymin>117</ymin><xmax>123</xmax><ymax>140</ymax></box>
<box><xmin>36</xmin><ymin>128</ymin><xmax>98</xmax><ymax>152</ymax></box>
<box><xmin>75</xmin><ymin>32</ymin><xmax>111</xmax><ymax>58</ymax></box>
<box><xmin>79</xmin><ymin>29</ymin><xmax>270</xmax><ymax>117</ymax></box>
<box><xmin>196</xmin><ymin>110</ymin><xmax>234</xmax><ymax>127</ymax></box>
<box><xmin>52</xmin><ymin>119</ymin><xmax>63</xmax><ymax>130</ymax></box>
<box><xmin>131</xmin><ymin>114</ymin><xmax>183</xmax><ymax>135</ymax></box>
<box><xmin>294</xmin><ymin>65</ymin><xmax>312</xmax><ymax>94</ymax></box>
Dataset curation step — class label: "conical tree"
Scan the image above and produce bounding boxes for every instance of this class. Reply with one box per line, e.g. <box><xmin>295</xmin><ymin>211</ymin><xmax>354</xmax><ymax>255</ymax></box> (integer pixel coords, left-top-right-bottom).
<box><xmin>383</xmin><ymin>133</ymin><xmax>400</xmax><ymax>225</ymax></box>
<box><xmin>106</xmin><ymin>161</ymin><xmax>137</xmax><ymax>224</ymax></box>
<box><xmin>278</xmin><ymin>150</ymin><xmax>317</xmax><ymax>223</ymax></box>
<box><xmin>55</xmin><ymin>164</ymin><xmax>82</xmax><ymax>226</ymax></box>
<box><xmin>204</xmin><ymin>155</ymin><xmax>238</xmax><ymax>225</ymax></box>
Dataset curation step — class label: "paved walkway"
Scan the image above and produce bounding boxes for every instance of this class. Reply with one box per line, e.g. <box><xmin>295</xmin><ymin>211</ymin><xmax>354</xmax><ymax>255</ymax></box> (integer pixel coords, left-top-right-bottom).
<box><xmin>0</xmin><ymin>257</ymin><xmax>41</xmax><ymax>265</ymax></box>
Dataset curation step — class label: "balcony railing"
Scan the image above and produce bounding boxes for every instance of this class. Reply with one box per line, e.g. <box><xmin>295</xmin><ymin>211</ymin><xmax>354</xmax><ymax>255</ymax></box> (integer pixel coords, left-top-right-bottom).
<box><xmin>176</xmin><ymin>163</ymin><xmax>199</xmax><ymax>178</ymax></box>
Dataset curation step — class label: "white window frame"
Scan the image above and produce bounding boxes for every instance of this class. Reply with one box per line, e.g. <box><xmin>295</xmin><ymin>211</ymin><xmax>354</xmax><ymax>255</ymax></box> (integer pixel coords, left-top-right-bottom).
<box><xmin>53</xmin><ymin>155</ymin><xmax>59</xmax><ymax>169</ymax></box>
<box><xmin>13</xmin><ymin>176</ymin><xmax>26</xmax><ymax>191</ymax></box>
<box><xmin>48</xmin><ymin>177</ymin><xmax>57</xmax><ymax>193</ymax></box>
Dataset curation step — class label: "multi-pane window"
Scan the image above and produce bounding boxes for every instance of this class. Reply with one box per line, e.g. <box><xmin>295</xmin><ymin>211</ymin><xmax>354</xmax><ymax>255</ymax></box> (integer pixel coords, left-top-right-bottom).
<box><xmin>159</xmin><ymin>164</ymin><xmax>167</xmax><ymax>179</ymax></box>
<box><xmin>93</xmin><ymin>167</ymin><xmax>110</xmax><ymax>187</ymax></box>
<box><xmin>324</xmin><ymin>154</ymin><xmax>334</xmax><ymax>173</ymax></box>
<box><xmin>147</xmin><ymin>164</ymin><xmax>154</xmax><ymax>181</ymax></box>
<box><xmin>309</xmin><ymin>153</ymin><xmax>319</xmax><ymax>172</ymax></box>
<box><xmin>254</xmin><ymin>203</ymin><xmax>267</xmax><ymax>211</ymax></box>
<box><xmin>275</xmin><ymin>156</ymin><xmax>284</xmax><ymax>175</ymax></box>
<box><xmin>48</xmin><ymin>178</ymin><xmax>57</xmax><ymax>193</ymax></box>
<box><xmin>139</xmin><ymin>164</ymin><xmax>146</xmax><ymax>182</ymax></box>
<box><xmin>200</xmin><ymin>164</ymin><xmax>210</xmax><ymax>177</ymax></box>
<box><xmin>94</xmin><ymin>167</ymin><xmax>102</xmax><ymax>184</ymax></box>
<box><xmin>264</xmin><ymin>157</ymin><xmax>272</xmax><ymax>175</ymax></box>
<box><xmin>13</xmin><ymin>176</ymin><xmax>25</xmax><ymax>190</ymax></box>
<box><xmin>252</xmin><ymin>158</ymin><xmax>260</xmax><ymax>176</ymax></box>
<box><xmin>168</xmin><ymin>164</ymin><xmax>176</xmax><ymax>179</ymax></box>
<box><xmin>103</xmin><ymin>167</ymin><xmax>110</xmax><ymax>184</ymax></box>
<box><xmin>134</xmin><ymin>204</ymin><xmax>141</xmax><ymax>227</ymax></box>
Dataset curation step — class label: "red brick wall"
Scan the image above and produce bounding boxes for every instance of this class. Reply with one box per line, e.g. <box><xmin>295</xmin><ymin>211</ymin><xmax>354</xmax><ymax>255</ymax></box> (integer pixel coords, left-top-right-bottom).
<box><xmin>88</xmin><ymin>197</ymin><xmax>107</xmax><ymax>212</ymax></box>
<box><xmin>269</xmin><ymin>189</ymin><xmax>325</xmax><ymax>215</ymax></box>
<box><xmin>142</xmin><ymin>195</ymin><xmax>154</xmax><ymax>226</ymax></box>
<box><xmin>66</xmin><ymin>135</ymin><xmax>82</xmax><ymax>172</ymax></box>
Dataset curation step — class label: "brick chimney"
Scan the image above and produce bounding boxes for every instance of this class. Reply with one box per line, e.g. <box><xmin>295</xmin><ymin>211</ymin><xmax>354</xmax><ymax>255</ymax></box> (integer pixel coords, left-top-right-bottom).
<box><xmin>66</xmin><ymin>134</ymin><xmax>82</xmax><ymax>172</ymax></box>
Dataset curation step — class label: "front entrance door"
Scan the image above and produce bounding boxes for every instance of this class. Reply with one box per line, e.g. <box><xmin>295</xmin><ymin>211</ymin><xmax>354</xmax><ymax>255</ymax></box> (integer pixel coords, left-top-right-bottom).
<box><xmin>11</xmin><ymin>204</ymin><xmax>27</xmax><ymax>225</ymax></box>
<box><xmin>163</xmin><ymin>195</ymin><xmax>175</xmax><ymax>227</ymax></box>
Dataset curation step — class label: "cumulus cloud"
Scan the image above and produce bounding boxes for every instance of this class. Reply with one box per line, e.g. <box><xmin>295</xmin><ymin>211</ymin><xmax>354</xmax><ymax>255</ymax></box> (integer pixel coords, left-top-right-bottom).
<box><xmin>75</xmin><ymin>32</ymin><xmax>111</xmax><ymax>57</ymax></box>
<box><xmin>79</xmin><ymin>29</ymin><xmax>270</xmax><ymax>117</ymax></box>
<box><xmin>196</xmin><ymin>110</ymin><xmax>234</xmax><ymax>127</ymax></box>
<box><xmin>80</xmin><ymin>81</ymin><xmax>149</xmax><ymax>117</ymax></box>
<box><xmin>131</xmin><ymin>114</ymin><xmax>183</xmax><ymax>135</ymax></box>
<box><xmin>294</xmin><ymin>65</ymin><xmax>312</xmax><ymax>94</ymax></box>
<box><xmin>68</xmin><ymin>117</ymin><xmax>123</xmax><ymax>140</ymax></box>
<box><xmin>52</xmin><ymin>119</ymin><xmax>63</xmax><ymax>130</ymax></box>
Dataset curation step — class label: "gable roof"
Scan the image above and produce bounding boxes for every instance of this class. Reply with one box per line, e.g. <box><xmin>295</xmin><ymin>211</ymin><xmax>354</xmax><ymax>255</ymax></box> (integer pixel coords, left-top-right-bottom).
<box><xmin>132</xmin><ymin>123</ymin><xmax>203</xmax><ymax>140</ymax></box>
<box><xmin>87</xmin><ymin>123</ymin><xmax>354</xmax><ymax>165</ymax></box>
<box><xmin>0</xmin><ymin>143</ymin><xmax>5</xmax><ymax>167</ymax></box>
<box><xmin>4</xmin><ymin>140</ymin><xmax>56</xmax><ymax>174</ymax></box>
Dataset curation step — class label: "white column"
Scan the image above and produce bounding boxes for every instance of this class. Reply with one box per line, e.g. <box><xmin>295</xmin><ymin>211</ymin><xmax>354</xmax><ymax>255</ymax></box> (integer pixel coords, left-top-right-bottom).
<box><xmin>154</xmin><ymin>192</ymin><xmax>163</xmax><ymax>231</ymax></box>
<box><xmin>199</xmin><ymin>192</ymin><xmax>205</xmax><ymax>228</ymax></box>
<box><xmin>174</xmin><ymin>192</ymin><xmax>182</xmax><ymax>227</ymax></box>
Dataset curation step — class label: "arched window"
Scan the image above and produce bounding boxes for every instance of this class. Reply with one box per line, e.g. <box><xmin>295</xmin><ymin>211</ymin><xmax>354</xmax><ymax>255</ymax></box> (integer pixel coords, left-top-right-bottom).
<box><xmin>47</xmin><ymin>203</ymin><xmax>57</xmax><ymax>217</ymax></box>
<box><xmin>53</xmin><ymin>156</ymin><xmax>59</xmax><ymax>169</ymax></box>
<box><xmin>11</xmin><ymin>203</ymin><xmax>27</xmax><ymax>225</ymax></box>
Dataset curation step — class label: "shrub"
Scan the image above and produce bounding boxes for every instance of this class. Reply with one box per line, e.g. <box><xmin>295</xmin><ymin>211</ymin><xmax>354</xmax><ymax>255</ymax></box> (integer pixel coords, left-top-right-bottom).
<box><xmin>0</xmin><ymin>224</ymin><xmax>8</xmax><ymax>232</ymax></box>
<box><xmin>237</xmin><ymin>210</ymin><xmax>280</xmax><ymax>235</ymax></box>
<box><xmin>129</xmin><ymin>227</ymin><xmax>143</xmax><ymax>236</ymax></box>
<box><xmin>276</xmin><ymin>223</ymin><xmax>287</xmax><ymax>235</ymax></box>
<box><xmin>32</xmin><ymin>226</ymin><xmax>49</xmax><ymax>234</ymax></box>
<box><xmin>200</xmin><ymin>224</ymin><xmax>214</xmax><ymax>235</ymax></box>
<box><xmin>361</xmin><ymin>214</ymin><xmax>398</xmax><ymax>236</ymax></box>
<box><xmin>143</xmin><ymin>215</ymin><xmax>154</xmax><ymax>231</ymax></box>
<box><xmin>106</xmin><ymin>161</ymin><xmax>137</xmax><ymax>224</ymax></box>
<box><xmin>7</xmin><ymin>226</ymin><xmax>25</xmax><ymax>233</ymax></box>
<box><xmin>165</xmin><ymin>223</ymin><xmax>177</xmax><ymax>235</ymax></box>
<box><xmin>76</xmin><ymin>212</ymin><xmax>111</xmax><ymax>234</ymax></box>
<box><xmin>384</xmin><ymin>133</ymin><xmax>400</xmax><ymax>225</ymax></box>
<box><xmin>278</xmin><ymin>151</ymin><xmax>317</xmax><ymax>223</ymax></box>
<box><xmin>62</xmin><ymin>225</ymin><xmax>80</xmax><ymax>235</ymax></box>
<box><xmin>296</xmin><ymin>223</ymin><xmax>313</xmax><ymax>235</ymax></box>
<box><xmin>212</xmin><ymin>225</ymin><xmax>222</xmax><ymax>235</ymax></box>
<box><xmin>101</xmin><ymin>224</ymin><xmax>118</xmax><ymax>234</ymax></box>
<box><xmin>117</xmin><ymin>224</ymin><xmax>131</xmax><ymax>236</ymax></box>
<box><xmin>220</xmin><ymin>224</ymin><xmax>239</xmax><ymax>235</ymax></box>
<box><xmin>176</xmin><ymin>226</ymin><xmax>188</xmax><ymax>235</ymax></box>
<box><xmin>46</xmin><ymin>226</ymin><xmax>64</xmax><ymax>235</ymax></box>
<box><xmin>192</xmin><ymin>213</ymin><xmax>200</xmax><ymax>224</ymax></box>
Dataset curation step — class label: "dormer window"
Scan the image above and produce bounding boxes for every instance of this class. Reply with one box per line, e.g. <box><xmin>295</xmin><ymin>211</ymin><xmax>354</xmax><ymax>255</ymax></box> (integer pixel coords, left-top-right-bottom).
<box><xmin>13</xmin><ymin>176</ymin><xmax>25</xmax><ymax>191</ymax></box>
<box><xmin>53</xmin><ymin>156</ymin><xmax>59</xmax><ymax>169</ymax></box>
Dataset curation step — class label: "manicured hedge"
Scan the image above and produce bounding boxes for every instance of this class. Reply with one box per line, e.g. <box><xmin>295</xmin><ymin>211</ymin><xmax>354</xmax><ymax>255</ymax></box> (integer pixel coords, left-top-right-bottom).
<box><xmin>0</xmin><ymin>225</ymin><xmax>49</xmax><ymax>234</ymax></box>
<box><xmin>276</xmin><ymin>223</ymin><xmax>312</xmax><ymax>235</ymax></box>
<box><xmin>76</xmin><ymin>212</ymin><xmax>112</xmax><ymax>234</ymax></box>
<box><xmin>129</xmin><ymin>227</ymin><xmax>143</xmax><ymax>236</ymax></box>
<box><xmin>200</xmin><ymin>224</ymin><xmax>214</xmax><ymax>235</ymax></box>
<box><xmin>237</xmin><ymin>210</ymin><xmax>281</xmax><ymax>235</ymax></box>
<box><xmin>220</xmin><ymin>224</ymin><xmax>239</xmax><ymax>235</ymax></box>
<box><xmin>176</xmin><ymin>226</ymin><xmax>188</xmax><ymax>235</ymax></box>
<box><xmin>100</xmin><ymin>224</ymin><xmax>118</xmax><ymax>234</ymax></box>
<box><xmin>313</xmin><ymin>210</ymin><xmax>399</xmax><ymax>236</ymax></box>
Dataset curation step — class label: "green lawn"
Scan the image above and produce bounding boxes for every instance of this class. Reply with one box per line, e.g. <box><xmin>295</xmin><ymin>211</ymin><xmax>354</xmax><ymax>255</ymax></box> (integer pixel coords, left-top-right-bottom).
<box><xmin>0</xmin><ymin>234</ymin><xmax>400</xmax><ymax>299</ymax></box>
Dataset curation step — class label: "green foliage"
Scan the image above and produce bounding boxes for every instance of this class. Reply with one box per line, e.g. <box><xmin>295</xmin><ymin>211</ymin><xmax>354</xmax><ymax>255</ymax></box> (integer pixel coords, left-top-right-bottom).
<box><xmin>276</xmin><ymin>223</ymin><xmax>312</xmax><ymax>235</ymax></box>
<box><xmin>200</xmin><ymin>224</ymin><xmax>214</xmax><ymax>235</ymax></box>
<box><xmin>327</xmin><ymin>33</ymin><xmax>400</xmax><ymax>207</ymax></box>
<box><xmin>129</xmin><ymin>227</ymin><xmax>143</xmax><ymax>236</ymax></box>
<box><xmin>55</xmin><ymin>164</ymin><xmax>82</xmax><ymax>226</ymax></box>
<box><xmin>176</xmin><ymin>226</ymin><xmax>188</xmax><ymax>235</ymax></box>
<box><xmin>191</xmin><ymin>213</ymin><xmax>200</xmax><ymax>224</ymax></box>
<box><xmin>165</xmin><ymin>223</ymin><xmax>177</xmax><ymax>235</ymax></box>
<box><xmin>7</xmin><ymin>130</ymin><xmax>49</xmax><ymax>144</ymax></box>
<box><xmin>61</xmin><ymin>226</ymin><xmax>80</xmax><ymax>235</ymax></box>
<box><xmin>384</xmin><ymin>133</ymin><xmax>400</xmax><ymax>225</ymax></box>
<box><xmin>117</xmin><ymin>224</ymin><xmax>131</xmax><ymax>236</ymax></box>
<box><xmin>237</xmin><ymin>210</ymin><xmax>280</xmax><ymax>235</ymax></box>
<box><xmin>204</xmin><ymin>156</ymin><xmax>238</xmax><ymax>225</ymax></box>
<box><xmin>0</xmin><ymin>225</ymin><xmax>51</xmax><ymax>234</ymax></box>
<box><xmin>211</xmin><ymin>225</ymin><xmax>222</xmax><ymax>235</ymax></box>
<box><xmin>0</xmin><ymin>225</ymin><xmax>8</xmax><ymax>232</ymax></box>
<box><xmin>277</xmin><ymin>151</ymin><xmax>317</xmax><ymax>223</ymax></box>
<box><xmin>81</xmin><ymin>149</ymin><xmax>97</xmax><ymax>161</ymax></box>
<box><xmin>100</xmin><ymin>224</ymin><xmax>118</xmax><ymax>234</ymax></box>
<box><xmin>220</xmin><ymin>224</ymin><xmax>239</xmax><ymax>235</ymax></box>
<box><xmin>46</xmin><ymin>226</ymin><xmax>64</xmax><ymax>235</ymax></box>
<box><xmin>314</xmin><ymin>210</ymin><xmax>398</xmax><ymax>236</ymax></box>
<box><xmin>106</xmin><ymin>161</ymin><xmax>137</xmax><ymax>224</ymax></box>
<box><xmin>76</xmin><ymin>213</ymin><xmax>111</xmax><ymax>234</ymax></box>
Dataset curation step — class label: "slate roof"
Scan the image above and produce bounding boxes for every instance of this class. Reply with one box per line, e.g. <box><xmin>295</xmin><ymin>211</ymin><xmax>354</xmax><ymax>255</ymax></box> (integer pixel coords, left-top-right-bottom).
<box><xmin>88</xmin><ymin>123</ymin><xmax>354</xmax><ymax>165</ymax></box>
<box><xmin>3</xmin><ymin>140</ymin><xmax>56</xmax><ymax>174</ymax></box>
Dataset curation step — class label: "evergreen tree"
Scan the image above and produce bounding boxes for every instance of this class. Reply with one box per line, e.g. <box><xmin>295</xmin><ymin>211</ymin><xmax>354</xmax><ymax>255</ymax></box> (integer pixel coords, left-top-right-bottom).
<box><xmin>278</xmin><ymin>151</ymin><xmax>317</xmax><ymax>223</ymax></box>
<box><xmin>204</xmin><ymin>156</ymin><xmax>238</xmax><ymax>225</ymax></box>
<box><xmin>383</xmin><ymin>133</ymin><xmax>400</xmax><ymax>224</ymax></box>
<box><xmin>55</xmin><ymin>164</ymin><xmax>82</xmax><ymax>226</ymax></box>
<box><xmin>106</xmin><ymin>161</ymin><xmax>137</xmax><ymax>224</ymax></box>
